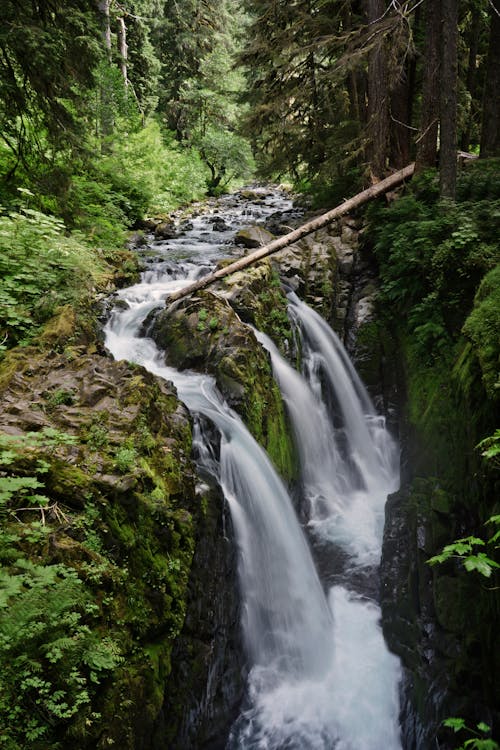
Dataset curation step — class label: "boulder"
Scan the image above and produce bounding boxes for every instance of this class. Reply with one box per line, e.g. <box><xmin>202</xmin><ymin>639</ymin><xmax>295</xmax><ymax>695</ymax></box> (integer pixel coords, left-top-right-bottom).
<box><xmin>154</xmin><ymin>220</ymin><xmax>177</xmax><ymax>240</ymax></box>
<box><xmin>234</xmin><ymin>226</ymin><xmax>274</xmax><ymax>248</ymax></box>
<box><xmin>150</xmin><ymin>288</ymin><xmax>296</xmax><ymax>481</ymax></box>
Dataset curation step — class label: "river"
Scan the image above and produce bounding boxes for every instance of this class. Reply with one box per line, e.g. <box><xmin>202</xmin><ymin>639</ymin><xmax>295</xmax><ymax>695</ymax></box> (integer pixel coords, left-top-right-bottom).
<box><xmin>104</xmin><ymin>187</ymin><xmax>403</xmax><ymax>749</ymax></box>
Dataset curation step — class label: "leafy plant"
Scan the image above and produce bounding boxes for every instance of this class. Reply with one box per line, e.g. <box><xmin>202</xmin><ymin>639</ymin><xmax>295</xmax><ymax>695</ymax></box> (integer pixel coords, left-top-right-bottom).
<box><xmin>428</xmin><ymin>515</ymin><xmax>500</xmax><ymax>577</ymax></box>
<box><xmin>442</xmin><ymin>717</ymin><xmax>499</xmax><ymax>750</ymax></box>
<box><xmin>0</xmin><ymin>560</ymin><xmax>122</xmax><ymax>747</ymax></box>
<box><xmin>0</xmin><ymin>428</ymin><xmax>78</xmax><ymax>520</ymax></box>
<box><xmin>114</xmin><ymin>446</ymin><xmax>138</xmax><ymax>474</ymax></box>
<box><xmin>477</xmin><ymin>429</ymin><xmax>500</xmax><ymax>468</ymax></box>
<box><xmin>0</xmin><ymin>199</ymin><xmax>108</xmax><ymax>354</ymax></box>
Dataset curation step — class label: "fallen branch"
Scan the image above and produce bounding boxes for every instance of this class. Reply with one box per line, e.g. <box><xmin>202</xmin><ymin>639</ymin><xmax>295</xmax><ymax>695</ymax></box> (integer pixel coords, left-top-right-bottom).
<box><xmin>167</xmin><ymin>163</ymin><xmax>415</xmax><ymax>304</ymax></box>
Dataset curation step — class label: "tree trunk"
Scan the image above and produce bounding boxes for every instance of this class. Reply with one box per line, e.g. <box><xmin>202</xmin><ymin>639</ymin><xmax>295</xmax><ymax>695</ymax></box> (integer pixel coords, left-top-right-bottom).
<box><xmin>390</xmin><ymin>63</ymin><xmax>413</xmax><ymax>169</ymax></box>
<box><xmin>366</xmin><ymin>0</ymin><xmax>390</xmax><ymax>179</ymax></box>
<box><xmin>480</xmin><ymin>0</ymin><xmax>500</xmax><ymax>157</ymax></box>
<box><xmin>97</xmin><ymin>0</ymin><xmax>113</xmax><ymax>143</ymax></box>
<box><xmin>439</xmin><ymin>0</ymin><xmax>458</xmax><ymax>199</ymax></box>
<box><xmin>415</xmin><ymin>0</ymin><xmax>440</xmax><ymax>171</ymax></box>
<box><xmin>167</xmin><ymin>163</ymin><xmax>415</xmax><ymax>304</ymax></box>
<box><xmin>460</xmin><ymin>6</ymin><xmax>481</xmax><ymax>151</ymax></box>
<box><xmin>117</xmin><ymin>17</ymin><xmax>129</xmax><ymax>87</ymax></box>
<box><xmin>97</xmin><ymin>0</ymin><xmax>111</xmax><ymax>58</ymax></box>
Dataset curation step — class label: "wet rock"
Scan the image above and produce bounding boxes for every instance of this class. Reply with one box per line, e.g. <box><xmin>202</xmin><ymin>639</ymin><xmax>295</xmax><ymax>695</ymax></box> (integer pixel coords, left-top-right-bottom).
<box><xmin>150</xmin><ymin>289</ymin><xmax>296</xmax><ymax>481</ymax></box>
<box><xmin>155</xmin><ymin>220</ymin><xmax>177</xmax><ymax>240</ymax></box>
<box><xmin>209</xmin><ymin>216</ymin><xmax>231</xmax><ymax>232</ymax></box>
<box><xmin>273</xmin><ymin>228</ymin><xmax>338</xmax><ymax>322</ymax></box>
<box><xmin>234</xmin><ymin>226</ymin><xmax>274</xmax><ymax>248</ymax></box>
<box><xmin>127</xmin><ymin>230</ymin><xmax>148</xmax><ymax>249</ymax></box>
<box><xmin>163</xmin><ymin>485</ymin><xmax>244</xmax><ymax>749</ymax></box>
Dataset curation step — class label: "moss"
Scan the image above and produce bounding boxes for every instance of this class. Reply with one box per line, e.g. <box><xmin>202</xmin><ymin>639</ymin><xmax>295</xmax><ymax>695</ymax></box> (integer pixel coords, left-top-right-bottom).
<box><xmin>462</xmin><ymin>264</ymin><xmax>500</xmax><ymax>400</ymax></box>
<box><xmin>39</xmin><ymin>304</ymin><xmax>77</xmax><ymax>345</ymax></box>
<box><xmin>152</xmin><ymin>290</ymin><xmax>297</xmax><ymax>481</ymax></box>
<box><xmin>223</xmin><ymin>261</ymin><xmax>293</xmax><ymax>352</ymax></box>
<box><xmin>0</xmin><ymin>348</ymin><xmax>200</xmax><ymax>748</ymax></box>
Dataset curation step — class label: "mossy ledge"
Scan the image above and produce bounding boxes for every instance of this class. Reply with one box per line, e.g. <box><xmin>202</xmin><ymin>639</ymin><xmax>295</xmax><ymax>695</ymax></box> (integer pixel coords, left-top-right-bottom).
<box><xmin>149</xmin><ymin>277</ymin><xmax>297</xmax><ymax>482</ymax></box>
<box><xmin>0</xmin><ymin>345</ymin><xmax>205</xmax><ymax>748</ymax></box>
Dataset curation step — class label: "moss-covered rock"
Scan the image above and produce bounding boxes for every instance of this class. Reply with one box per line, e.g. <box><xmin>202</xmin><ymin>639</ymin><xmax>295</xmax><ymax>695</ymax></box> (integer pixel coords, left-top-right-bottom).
<box><xmin>234</xmin><ymin>225</ymin><xmax>274</xmax><ymax>248</ymax></box>
<box><xmin>0</xmin><ymin>348</ymin><xmax>202</xmax><ymax>748</ymax></box>
<box><xmin>150</xmin><ymin>288</ymin><xmax>297</xmax><ymax>481</ymax></box>
<box><xmin>273</xmin><ymin>228</ymin><xmax>338</xmax><ymax>321</ymax></box>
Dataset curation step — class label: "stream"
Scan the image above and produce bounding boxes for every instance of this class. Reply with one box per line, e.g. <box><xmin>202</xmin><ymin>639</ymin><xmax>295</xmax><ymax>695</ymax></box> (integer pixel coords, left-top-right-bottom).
<box><xmin>104</xmin><ymin>187</ymin><xmax>403</xmax><ymax>749</ymax></box>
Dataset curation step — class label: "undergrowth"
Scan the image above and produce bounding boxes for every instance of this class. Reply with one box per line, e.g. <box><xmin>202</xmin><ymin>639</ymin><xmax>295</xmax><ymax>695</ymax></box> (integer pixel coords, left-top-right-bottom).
<box><xmin>0</xmin><ymin>198</ymin><xmax>109</xmax><ymax>355</ymax></box>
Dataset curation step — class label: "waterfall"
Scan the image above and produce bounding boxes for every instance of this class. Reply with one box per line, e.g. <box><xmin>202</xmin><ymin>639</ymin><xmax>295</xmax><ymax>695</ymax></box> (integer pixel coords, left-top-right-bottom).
<box><xmin>103</xmin><ymin>187</ymin><xmax>403</xmax><ymax>749</ymax></box>
<box><xmin>251</xmin><ymin>302</ymin><xmax>403</xmax><ymax>749</ymax></box>
<box><xmin>256</xmin><ymin>295</ymin><xmax>399</xmax><ymax>568</ymax></box>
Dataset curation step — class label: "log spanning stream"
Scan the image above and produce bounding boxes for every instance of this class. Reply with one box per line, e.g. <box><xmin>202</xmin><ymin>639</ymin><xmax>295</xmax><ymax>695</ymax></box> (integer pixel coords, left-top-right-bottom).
<box><xmin>104</xmin><ymin>188</ymin><xmax>403</xmax><ymax>749</ymax></box>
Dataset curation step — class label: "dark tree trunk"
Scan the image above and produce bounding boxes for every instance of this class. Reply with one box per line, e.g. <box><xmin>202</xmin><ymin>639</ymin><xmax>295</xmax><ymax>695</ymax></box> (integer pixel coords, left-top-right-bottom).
<box><xmin>439</xmin><ymin>0</ymin><xmax>458</xmax><ymax>199</ymax></box>
<box><xmin>97</xmin><ymin>0</ymin><xmax>113</xmax><ymax>143</ymax></box>
<box><xmin>366</xmin><ymin>0</ymin><xmax>390</xmax><ymax>179</ymax></box>
<box><xmin>460</xmin><ymin>6</ymin><xmax>482</xmax><ymax>151</ymax></box>
<box><xmin>389</xmin><ymin>3</ymin><xmax>419</xmax><ymax>169</ymax></box>
<box><xmin>390</xmin><ymin>61</ymin><xmax>414</xmax><ymax>169</ymax></box>
<box><xmin>415</xmin><ymin>0</ymin><xmax>440</xmax><ymax>171</ymax></box>
<box><xmin>480</xmin><ymin>0</ymin><xmax>500</xmax><ymax>157</ymax></box>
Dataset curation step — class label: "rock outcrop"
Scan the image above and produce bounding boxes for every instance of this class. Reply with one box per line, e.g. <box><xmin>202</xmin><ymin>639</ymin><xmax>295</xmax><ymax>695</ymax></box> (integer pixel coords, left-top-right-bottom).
<box><xmin>0</xmin><ymin>334</ymin><xmax>242</xmax><ymax>748</ymax></box>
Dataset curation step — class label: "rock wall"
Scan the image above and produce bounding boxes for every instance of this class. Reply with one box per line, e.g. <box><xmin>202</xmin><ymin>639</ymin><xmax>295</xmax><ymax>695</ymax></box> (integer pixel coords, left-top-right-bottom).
<box><xmin>380</xmin><ymin>340</ymin><xmax>500</xmax><ymax>749</ymax></box>
<box><xmin>0</xmin><ymin>318</ymin><xmax>245</xmax><ymax>748</ymax></box>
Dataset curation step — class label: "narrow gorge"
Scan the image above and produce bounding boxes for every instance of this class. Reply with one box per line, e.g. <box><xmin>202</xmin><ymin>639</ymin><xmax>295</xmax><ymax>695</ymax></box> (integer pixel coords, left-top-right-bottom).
<box><xmin>1</xmin><ymin>185</ymin><xmax>498</xmax><ymax>749</ymax></box>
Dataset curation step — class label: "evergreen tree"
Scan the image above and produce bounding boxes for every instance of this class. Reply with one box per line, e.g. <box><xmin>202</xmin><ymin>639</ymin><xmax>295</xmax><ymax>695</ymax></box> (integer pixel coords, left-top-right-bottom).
<box><xmin>0</xmin><ymin>0</ymin><xmax>103</xmax><ymax>175</ymax></box>
<box><xmin>480</xmin><ymin>0</ymin><xmax>500</xmax><ymax>156</ymax></box>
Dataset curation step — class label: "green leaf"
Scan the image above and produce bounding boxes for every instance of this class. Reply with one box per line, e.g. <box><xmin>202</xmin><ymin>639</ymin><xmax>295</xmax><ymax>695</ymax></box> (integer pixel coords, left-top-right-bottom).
<box><xmin>477</xmin><ymin>723</ymin><xmax>491</xmax><ymax>734</ymax></box>
<box><xmin>443</xmin><ymin>717</ymin><xmax>466</xmax><ymax>732</ymax></box>
<box><xmin>463</xmin><ymin>553</ymin><xmax>500</xmax><ymax>577</ymax></box>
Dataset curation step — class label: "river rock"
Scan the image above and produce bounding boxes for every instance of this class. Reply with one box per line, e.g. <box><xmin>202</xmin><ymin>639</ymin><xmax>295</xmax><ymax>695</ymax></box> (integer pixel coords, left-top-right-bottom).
<box><xmin>234</xmin><ymin>226</ymin><xmax>274</xmax><ymax>248</ymax></box>
<box><xmin>154</xmin><ymin>220</ymin><xmax>177</xmax><ymax>239</ymax></box>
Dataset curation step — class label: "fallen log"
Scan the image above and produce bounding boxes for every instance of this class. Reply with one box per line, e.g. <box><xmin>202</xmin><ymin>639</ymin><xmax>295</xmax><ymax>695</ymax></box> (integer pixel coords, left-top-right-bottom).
<box><xmin>167</xmin><ymin>162</ymin><xmax>415</xmax><ymax>304</ymax></box>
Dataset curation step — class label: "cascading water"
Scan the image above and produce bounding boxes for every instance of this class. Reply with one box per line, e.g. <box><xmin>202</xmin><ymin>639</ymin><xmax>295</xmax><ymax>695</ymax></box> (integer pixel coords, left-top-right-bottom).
<box><xmin>104</xmin><ymin>188</ymin><xmax>403</xmax><ymax>749</ymax></box>
<box><xmin>256</xmin><ymin>294</ymin><xmax>400</xmax><ymax>568</ymax></box>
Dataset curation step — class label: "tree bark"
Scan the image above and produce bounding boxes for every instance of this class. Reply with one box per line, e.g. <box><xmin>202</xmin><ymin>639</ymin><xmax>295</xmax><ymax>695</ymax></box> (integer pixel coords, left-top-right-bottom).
<box><xmin>97</xmin><ymin>0</ymin><xmax>111</xmax><ymax>58</ymax></box>
<box><xmin>439</xmin><ymin>0</ymin><xmax>458</xmax><ymax>199</ymax></box>
<box><xmin>390</xmin><ymin>63</ymin><xmax>414</xmax><ymax>169</ymax></box>
<box><xmin>460</xmin><ymin>5</ymin><xmax>481</xmax><ymax>151</ymax></box>
<box><xmin>117</xmin><ymin>17</ymin><xmax>129</xmax><ymax>87</ymax></box>
<box><xmin>366</xmin><ymin>0</ymin><xmax>390</xmax><ymax>179</ymax></box>
<box><xmin>480</xmin><ymin>0</ymin><xmax>500</xmax><ymax>157</ymax></box>
<box><xmin>167</xmin><ymin>163</ymin><xmax>416</xmax><ymax>304</ymax></box>
<box><xmin>415</xmin><ymin>0</ymin><xmax>440</xmax><ymax>171</ymax></box>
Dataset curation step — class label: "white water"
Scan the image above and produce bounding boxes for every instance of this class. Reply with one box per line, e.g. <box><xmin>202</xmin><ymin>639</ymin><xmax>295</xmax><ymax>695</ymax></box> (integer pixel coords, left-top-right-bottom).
<box><xmin>256</xmin><ymin>297</ymin><xmax>399</xmax><ymax>568</ymax></box>
<box><xmin>104</xmin><ymin>188</ymin><xmax>402</xmax><ymax>749</ymax></box>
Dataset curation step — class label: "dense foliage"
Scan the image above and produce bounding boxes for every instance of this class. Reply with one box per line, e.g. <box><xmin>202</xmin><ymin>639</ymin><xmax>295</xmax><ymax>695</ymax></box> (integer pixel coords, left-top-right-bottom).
<box><xmin>240</xmin><ymin>0</ymin><xmax>500</xmax><ymax>201</ymax></box>
<box><xmin>368</xmin><ymin>162</ymin><xmax>500</xmax><ymax>363</ymax></box>
<box><xmin>0</xmin><ymin>1</ymin><xmax>499</xmax><ymax>747</ymax></box>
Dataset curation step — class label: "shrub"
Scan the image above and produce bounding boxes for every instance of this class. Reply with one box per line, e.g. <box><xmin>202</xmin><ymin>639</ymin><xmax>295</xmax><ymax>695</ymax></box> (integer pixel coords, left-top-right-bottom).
<box><xmin>0</xmin><ymin>199</ymin><xmax>109</xmax><ymax>354</ymax></box>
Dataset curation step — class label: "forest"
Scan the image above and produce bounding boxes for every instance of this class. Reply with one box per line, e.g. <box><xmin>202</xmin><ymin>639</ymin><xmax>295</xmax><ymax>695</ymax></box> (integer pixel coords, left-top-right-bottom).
<box><xmin>0</xmin><ymin>1</ymin><xmax>499</xmax><ymax>749</ymax></box>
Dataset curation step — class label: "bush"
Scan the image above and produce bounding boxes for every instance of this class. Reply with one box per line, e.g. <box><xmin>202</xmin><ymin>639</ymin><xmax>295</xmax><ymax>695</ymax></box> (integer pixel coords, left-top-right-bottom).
<box><xmin>98</xmin><ymin>120</ymin><xmax>209</xmax><ymax>216</ymax></box>
<box><xmin>367</xmin><ymin>168</ymin><xmax>500</xmax><ymax>360</ymax></box>
<box><xmin>0</xmin><ymin>197</ymin><xmax>108</xmax><ymax>354</ymax></box>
